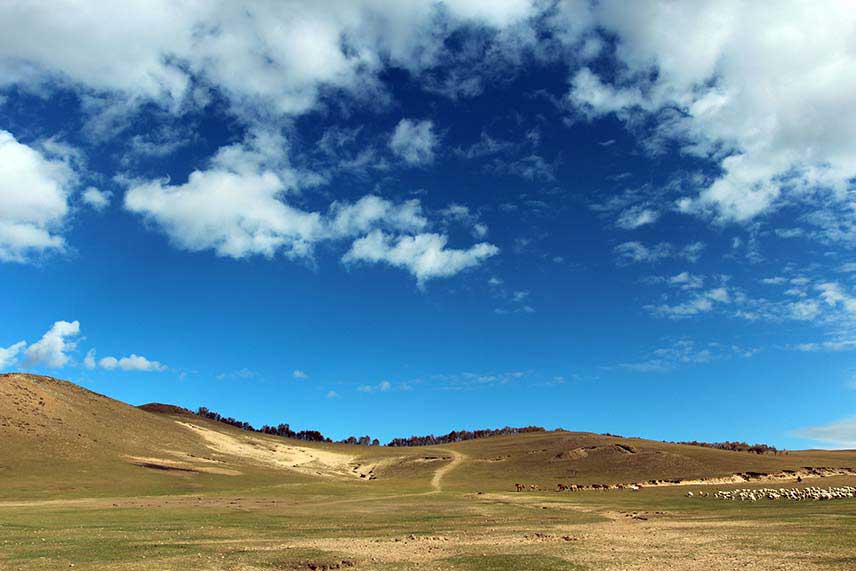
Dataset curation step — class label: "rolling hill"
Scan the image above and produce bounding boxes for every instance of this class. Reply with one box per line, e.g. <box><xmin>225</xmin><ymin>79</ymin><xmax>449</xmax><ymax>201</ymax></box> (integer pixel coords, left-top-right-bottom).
<box><xmin>2</xmin><ymin>372</ymin><xmax>855</xmax><ymax>500</ymax></box>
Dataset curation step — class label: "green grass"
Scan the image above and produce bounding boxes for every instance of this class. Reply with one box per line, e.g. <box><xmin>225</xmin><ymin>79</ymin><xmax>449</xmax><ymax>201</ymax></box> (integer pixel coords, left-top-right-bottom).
<box><xmin>2</xmin><ymin>487</ymin><xmax>855</xmax><ymax>570</ymax></box>
<box><xmin>444</xmin><ymin>554</ymin><xmax>585</xmax><ymax>570</ymax></box>
<box><xmin>3</xmin><ymin>374</ymin><xmax>856</xmax><ymax>570</ymax></box>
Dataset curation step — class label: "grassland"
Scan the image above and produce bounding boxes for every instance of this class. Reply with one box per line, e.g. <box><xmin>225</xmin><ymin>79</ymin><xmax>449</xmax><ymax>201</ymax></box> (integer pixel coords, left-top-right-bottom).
<box><xmin>1</xmin><ymin>373</ymin><xmax>855</xmax><ymax>570</ymax></box>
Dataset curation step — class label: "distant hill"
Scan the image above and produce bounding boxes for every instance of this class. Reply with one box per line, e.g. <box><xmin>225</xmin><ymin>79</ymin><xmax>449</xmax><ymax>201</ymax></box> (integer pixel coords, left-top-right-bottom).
<box><xmin>2</xmin><ymin>372</ymin><xmax>855</xmax><ymax>500</ymax></box>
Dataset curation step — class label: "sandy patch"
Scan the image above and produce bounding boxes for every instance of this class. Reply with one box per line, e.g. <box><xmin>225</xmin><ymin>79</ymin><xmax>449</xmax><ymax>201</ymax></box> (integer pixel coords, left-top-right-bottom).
<box><xmin>176</xmin><ymin>421</ymin><xmax>369</xmax><ymax>480</ymax></box>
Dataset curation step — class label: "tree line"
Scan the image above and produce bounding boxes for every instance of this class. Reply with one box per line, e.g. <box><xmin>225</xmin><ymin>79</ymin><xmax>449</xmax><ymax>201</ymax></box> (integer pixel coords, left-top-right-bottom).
<box><xmin>386</xmin><ymin>426</ymin><xmax>546</xmax><ymax>447</ymax></box>
<box><xmin>196</xmin><ymin>407</ymin><xmax>331</xmax><ymax>442</ymax></box>
<box><xmin>676</xmin><ymin>440</ymin><xmax>780</xmax><ymax>454</ymax></box>
<box><xmin>193</xmin><ymin>407</ymin><xmax>544</xmax><ymax>447</ymax></box>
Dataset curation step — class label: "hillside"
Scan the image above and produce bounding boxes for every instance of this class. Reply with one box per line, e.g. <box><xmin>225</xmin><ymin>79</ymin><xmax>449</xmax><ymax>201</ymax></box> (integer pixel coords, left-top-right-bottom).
<box><xmin>2</xmin><ymin>373</ymin><xmax>855</xmax><ymax>500</ymax></box>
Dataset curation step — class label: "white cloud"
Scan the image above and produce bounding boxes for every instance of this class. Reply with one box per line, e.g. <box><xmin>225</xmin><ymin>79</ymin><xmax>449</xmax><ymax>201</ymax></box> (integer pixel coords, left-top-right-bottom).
<box><xmin>616</xmin><ymin>206</ymin><xmax>659</xmax><ymax>229</ymax></box>
<box><xmin>615</xmin><ymin>241</ymin><xmax>704</xmax><ymax>265</ymax></box>
<box><xmin>569</xmin><ymin>67</ymin><xmax>646</xmax><ymax>117</ymax></box>
<box><xmin>83</xmin><ymin>348</ymin><xmax>96</xmax><ymax>370</ymax></box>
<box><xmin>127</xmin><ymin>168</ymin><xmax>321</xmax><ymax>259</ymax></box>
<box><xmin>328</xmin><ymin>195</ymin><xmax>427</xmax><ymax>237</ymax></box>
<box><xmin>81</xmin><ymin>187</ymin><xmax>112</xmax><ymax>211</ymax></box>
<box><xmin>615</xmin><ymin>241</ymin><xmax>671</xmax><ymax>264</ymax></box>
<box><xmin>293</xmin><ymin>369</ymin><xmax>310</xmax><ymax>380</ymax></box>
<box><xmin>343</xmin><ymin>230</ymin><xmax>499</xmax><ymax>285</ymax></box>
<box><xmin>569</xmin><ymin>1</ymin><xmax>856</xmax><ymax>227</ymax></box>
<box><xmin>793</xmin><ymin>417</ymin><xmax>856</xmax><ymax>449</ymax></box>
<box><xmin>793</xmin><ymin>339</ymin><xmax>856</xmax><ymax>352</ymax></box>
<box><xmin>357</xmin><ymin>380</ymin><xmax>393</xmax><ymax>393</ymax></box>
<box><xmin>22</xmin><ymin>320</ymin><xmax>80</xmax><ymax>368</ymax></box>
<box><xmin>441</xmin><ymin>0</ymin><xmax>534</xmax><ymax>27</ymax></box>
<box><xmin>5</xmin><ymin>2</ymin><xmax>853</xmax><ymax>244</ymax></box>
<box><xmin>668</xmin><ymin>272</ymin><xmax>704</xmax><ymax>290</ymax></box>
<box><xmin>0</xmin><ymin>130</ymin><xmax>73</xmax><ymax>262</ymax></box>
<box><xmin>216</xmin><ymin>368</ymin><xmax>257</xmax><ymax>380</ymax></box>
<box><xmin>389</xmin><ymin>119</ymin><xmax>437</xmax><ymax>165</ymax></box>
<box><xmin>0</xmin><ymin>340</ymin><xmax>26</xmax><ymax>369</ymax></box>
<box><xmin>98</xmin><ymin>353</ymin><xmax>167</xmax><ymax>372</ymax></box>
<box><xmin>647</xmin><ymin>287</ymin><xmax>730</xmax><ymax>319</ymax></box>
<box><xmin>326</xmin><ymin>390</ymin><xmax>339</xmax><ymax>399</ymax></box>
<box><xmin>789</xmin><ymin>299</ymin><xmax>822</xmax><ymax>321</ymax></box>
<box><xmin>817</xmin><ymin>282</ymin><xmax>856</xmax><ymax>316</ymax></box>
<box><xmin>620</xmin><ymin>339</ymin><xmax>756</xmax><ymax>373</ymax></box>
<box><xmin>124</xmin><ymin>134</ymin><xmax>326</xmax><ymax>260</ymax></box>
<box><xmin>124</xmin><ymin>132</ymin><xmax>495</xmax><ymax>281</ymax></box>
<box><xmin>440</xmin><ymin>204</ymin><xmax>489</xmax><ymax>238</ymax></box>
<box><xmin>0</xmin><ymin>2</ymin><xmax>537</xmax><ymax>121</ymax></box>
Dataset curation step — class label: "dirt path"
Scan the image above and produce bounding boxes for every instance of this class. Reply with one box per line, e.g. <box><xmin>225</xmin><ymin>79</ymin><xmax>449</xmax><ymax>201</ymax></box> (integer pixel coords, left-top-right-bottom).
<box><xmin>430</xmin><ymin>449</ymin><xmax>465</xmax><ymax>491</ymax></box>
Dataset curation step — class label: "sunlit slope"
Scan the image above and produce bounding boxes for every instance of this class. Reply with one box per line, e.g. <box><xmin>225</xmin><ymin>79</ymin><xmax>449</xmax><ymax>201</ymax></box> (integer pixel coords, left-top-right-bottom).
<box><xmin>438</xmin><ymin>430</ymin><xmax>856</xmax><ymax>490</ymax></box>
<box><xmin>3</xmin><ymin>373</ymin><xmax>855</xmax><ymax>500</ymax></box>
<box><xmin>0</xmin><ymin>373</ymin><xmax>259</xmax><ymax>498</ymax></box>
<box><xmin>0</xmin><ymin>373</ymin><xmax>439</xmax><ymax>498</ymax></box>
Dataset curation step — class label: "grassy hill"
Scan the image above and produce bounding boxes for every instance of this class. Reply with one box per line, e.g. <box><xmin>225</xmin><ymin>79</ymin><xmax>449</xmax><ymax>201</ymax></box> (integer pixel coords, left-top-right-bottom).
<box><xmin>2</xmin><ymin>373</ymin><xmax>856</xmax><ymax>571</ymax></box>
<box><xmin>3</xmin><ymin>372</ymin><xmax>854</xmax><ymax>500</ymax></box>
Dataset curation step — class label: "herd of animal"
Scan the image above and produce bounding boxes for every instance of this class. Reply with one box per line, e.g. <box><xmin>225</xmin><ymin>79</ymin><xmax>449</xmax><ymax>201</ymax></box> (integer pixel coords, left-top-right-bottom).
<box><xmin>514</xmin><ymin>483</ymin><xmax>643</xmax><ymax>492</ymax></box>
<box><xmin>554</xmin><ymin>483</ymin><xmax>641</xmax><ymax>492</ymax></box>
<box><xmin>708</xmin><ymin>486</ymin><xmax>856</xmax><ymax>502</ymax></box>
<box><xmin>514</xmin><ymin>482</ymin><xmax>856</xmax><ymax>502</ymax></box>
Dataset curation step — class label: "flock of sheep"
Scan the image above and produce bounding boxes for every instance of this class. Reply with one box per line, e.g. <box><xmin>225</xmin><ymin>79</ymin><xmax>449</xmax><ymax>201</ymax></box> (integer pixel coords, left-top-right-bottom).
<box><xmin>700</xmin><ymin>486</ymin><xmax>856</xmax><ymax>502</ymax></box>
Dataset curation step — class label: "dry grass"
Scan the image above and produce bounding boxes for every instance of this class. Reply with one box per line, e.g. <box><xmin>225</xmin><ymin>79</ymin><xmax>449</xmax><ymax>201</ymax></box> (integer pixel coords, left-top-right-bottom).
<box><xmin>2</xmin><ymin>373</ymin><xmax>855</xmax><ymax>570</ymax></box>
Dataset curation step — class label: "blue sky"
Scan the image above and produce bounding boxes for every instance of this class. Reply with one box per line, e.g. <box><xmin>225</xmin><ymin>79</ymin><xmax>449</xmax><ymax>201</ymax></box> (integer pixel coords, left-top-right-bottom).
<box><xmin>1</xmin><ymin>1</ymin><xmax>855</xmax><ymax>448</ymax></box>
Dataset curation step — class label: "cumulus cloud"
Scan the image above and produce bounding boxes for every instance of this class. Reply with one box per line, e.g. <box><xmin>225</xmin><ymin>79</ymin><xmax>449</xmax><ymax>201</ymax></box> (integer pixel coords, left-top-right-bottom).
<box><xmin>81</xmin><ymin>187</ymin><xmax>112</xmax><ymax>211</ymax></box>
<box><xmin>817</xmin><ymin>282</ymin><xmax>856</xmax><ymax>317</ymax></box>
<box><xmin>0</xmin><ymin>1</ymin><xmax>539</xmax><ymax>121</ymax></box>
<box><xmin>789</xmin><ymin>299</ymin><xmax>822</xmax><ymax>321</ymax></box>
<box><xmin>124</xmin><ymin>132</ymin><xmax>495</xmax><ymax>282</ymax></box>
<box><xmin>293</xmin><ymin>369</ymin><xmax>310</xmax><ymax>380</ymax></box>
<box><xmin>0</xmin><ymin>131</ymin><xmax>74</xmax><ymax>262</ymax></box>
<box><xmin>124</xmin><ymin>133</ymin><xmax>325</xmax><ymax>259</ymax></box>
<box><xmin>0</xmin><ymin>340</ymin><xmax>26</xmax><ymax>369</ymax></box>
<box><xmin>616</xmin><ymin>206</ymin><xmax>659</xmax><ymax>229</ymax></box>
<box><xmin>126</xmin><ymin>168</ymin><xmax>324</xmax><ymax>259</ymax></box>
<box><xmin>328</xmin><ymin>195</ymin><xmax>427</xmax><ymax>237</ymax></box>
<box><xmin>343</xmin><ymin>230</ymin><xmax>499</xmax><ymax>285</ymax></box>
<box><xmin>98</xmin><ymin>353</ymin><xmax>167</xmax><ymax>372</ymax></box>
<box><xmin>22</xmin><ymin>320</ymin><xmax>80</xmax><ymax>368</ymax></box>
<box><xmin>567</xmin><ymin>1</ymin><xmax>856</xmax><ymax>228</ymax></box>
<box><xmin>668</xmin><ymin>272</ymin><xmax>704</xmax><ymax>290</ymax></box>
<box><xmin>389</xmin><ymin>119</ymin><xmax>437</xmax><ymax>165</ymax></box>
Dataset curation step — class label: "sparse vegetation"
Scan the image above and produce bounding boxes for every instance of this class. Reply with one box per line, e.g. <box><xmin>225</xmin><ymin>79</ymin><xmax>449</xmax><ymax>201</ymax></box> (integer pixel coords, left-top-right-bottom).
<box><xmin>387</xmin><ymin>426</ymin><xmax>547</xmax><ymax>447</ymax></box>
<box><xmin>195</xmin><ymin>406</ymin><xmax>332</xmax><ymax>442</ymax></box>
<box><xmin>2</xmin><ymin>373</ymin><xmax>856</xmax><ymax>571</ymax></box>
<box><xmin>194</xmin><ymin>405</ymin><xmax>547</xmax><ymax>448</ymax></box>
<box><xmin>676</xmin><ymin>440</ymin><xmax>780</xmax><ymax>454</ymax></box>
